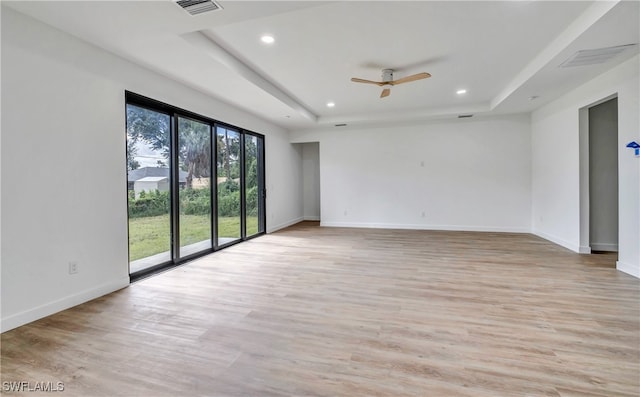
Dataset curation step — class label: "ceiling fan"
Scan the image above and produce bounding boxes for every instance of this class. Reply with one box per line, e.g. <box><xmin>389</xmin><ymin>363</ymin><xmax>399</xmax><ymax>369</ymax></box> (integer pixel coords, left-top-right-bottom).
<box><xmin>351</xmin><ymin>69</ymin><xmax>431</xmax><ymax>98</ymax></box>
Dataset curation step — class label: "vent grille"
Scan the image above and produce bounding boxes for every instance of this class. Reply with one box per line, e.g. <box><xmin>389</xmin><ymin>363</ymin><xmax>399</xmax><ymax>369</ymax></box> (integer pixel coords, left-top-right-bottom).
<box><xmin>559</xmin><ymin>44</ymin><xmax>636</xmax><ymax>68</ymax></box>
<box><xmin>176</xmin><ymin>0</ymin><xmax>221</xmax><ymax>16</ymax></box>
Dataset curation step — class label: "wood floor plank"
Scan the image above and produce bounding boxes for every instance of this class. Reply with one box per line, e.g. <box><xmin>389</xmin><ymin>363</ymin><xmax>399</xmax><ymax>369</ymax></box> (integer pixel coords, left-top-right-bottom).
<box><xmin>2</xmin><ymin>222</ymin><xmax>638</xmax><ymax>396</ymax></box>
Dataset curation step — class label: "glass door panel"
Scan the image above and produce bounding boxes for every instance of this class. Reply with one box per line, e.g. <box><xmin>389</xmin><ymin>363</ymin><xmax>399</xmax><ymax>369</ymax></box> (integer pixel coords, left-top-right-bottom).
<box><xmin>245</xmin><ymin>134</ymin><xmax>264</xmax><ymax>237</ymax></box>
<box><xmin>178</xmin><ymin>117</ymin><xmax>212</xmax><ymax>257</ymax></box>
<box><xmin>216</xmin><ymin>127</ymin><xmax>242</xmax><ymax>246</ymax></box>
<box><xmin>126</xmin><ymin>104</ymin><xmax>172</xmax><ymax>273</ymax></box>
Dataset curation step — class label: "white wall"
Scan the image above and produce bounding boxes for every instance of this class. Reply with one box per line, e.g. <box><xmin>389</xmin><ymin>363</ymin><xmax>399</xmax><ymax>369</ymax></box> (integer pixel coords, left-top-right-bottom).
<box><xmin>532</xmin><ymin>55</ymin><xmax>639</xmax><ymax>278</ymax></box>
<box><xmin>301</xmin><ymin>142</ymin><xmax>321</xmax><ymax>221</ymax></box>
<box><xmin>291</xmin><ymin>115</ymin><xmax>532</xmax><ymax>232</ymax></box>
<box><xmin>0</xmin><ymin>7</ymin><xmax>302</xmax><ymax>332</ymax></box>
<box><xmin>266</xmin><ymin>134</ymin><xmax>304</xmax><ymax>231</ymax></box>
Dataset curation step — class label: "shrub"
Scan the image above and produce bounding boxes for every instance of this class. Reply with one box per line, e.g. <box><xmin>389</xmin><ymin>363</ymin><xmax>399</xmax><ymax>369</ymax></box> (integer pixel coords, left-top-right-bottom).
<box><xmin>128</xmin><ymin>190</ymin><xmax>169</xmax><ymax>218</ymax></box>
<box><xmin>128</xmin><ymin>183</ymin><xmax>250</xmax><ymax>218</ymax></box>
<box><xmin>218</xmin><ymin>190</ymin><xmax>240</xmax><ymax>217</ymax></box>
<box><xmin>219</xmin><ymin>179</ymin><xmax>239</xmax><ymax>194</ymax></box>
<box><xmin>182</xmin><ymin>187</ymin><xmax>211</xmax><ymax>215</ymax></box>
<box><xmin>246</xmin><ymin>186</ymin><xmax>259</xmax><ymax>217</ymax></box>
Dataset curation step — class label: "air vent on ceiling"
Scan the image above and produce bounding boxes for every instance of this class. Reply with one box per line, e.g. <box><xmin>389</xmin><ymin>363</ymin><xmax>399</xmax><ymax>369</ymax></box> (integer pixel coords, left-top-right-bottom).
<box><xmin>176</xmin><ymin>0</ymin><xmax>222</xmax><ymax>16</ymax></box>
<box><xmin>458</xmin><ymin>114</ymin><xmax>473</xmax><ymax>119</ymax></box>
<box><xmin>559</xmin><ymin>44</ymin><xmax>637</xmax><ymax>68</ymax></box>
<box><xmin>334</xmin><ymin>123</ymin><xmax>348</xmax><ymax>127</ymax></box>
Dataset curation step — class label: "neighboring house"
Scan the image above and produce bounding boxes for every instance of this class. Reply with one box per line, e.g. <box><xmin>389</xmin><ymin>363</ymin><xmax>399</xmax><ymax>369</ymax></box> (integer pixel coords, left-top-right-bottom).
<box><xmin>127</xmin><ymin>167</ymin><xmax>188</xmax><ymax>192</ymax></box>
<box><xmin>134</xmin><ymin>176</ymin><xmax>169</xmax><ymax>198</ymax></box>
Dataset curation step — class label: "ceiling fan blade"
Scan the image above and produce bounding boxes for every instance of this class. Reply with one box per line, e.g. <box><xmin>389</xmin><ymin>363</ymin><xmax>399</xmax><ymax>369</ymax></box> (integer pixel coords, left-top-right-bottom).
<box><xmin>391</xmin><ymin>72</ymin><xmax>431</xmax><ymax>85</ymax></box>
<box><xmin>351</xmin><ymin>77</ymin><xmax>384</xmax><ymax>86</ymax></box>
<box><xmin>380</xmin><ymin>88</ymin><xmax>391</xmax><ymax>98</ymax></box>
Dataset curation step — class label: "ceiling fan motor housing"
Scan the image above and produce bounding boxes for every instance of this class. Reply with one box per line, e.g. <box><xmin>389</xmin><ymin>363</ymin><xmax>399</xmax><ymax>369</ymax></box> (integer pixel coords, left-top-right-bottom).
<box><xmin>382</xmin><ymin>69</ymin><xmax>394</xmax><ymax>82</ymax></box>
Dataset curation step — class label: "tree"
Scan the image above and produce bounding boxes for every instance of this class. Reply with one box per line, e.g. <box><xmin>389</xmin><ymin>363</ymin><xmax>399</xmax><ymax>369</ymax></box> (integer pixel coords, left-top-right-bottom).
<box><xmin>126</xmin><ymin>136</ymin><xmax>140</xmax><ymax>171</ymax></box>
<box><xmin>178</xmin><ymin>118</ymin><xmax>210</xmax><ymax>189</ymax></box>
<box><xmin>126</xmin><ymin>105</ymin><xmax>170</xmax><ymax>159</ymax></box>
<box><xmin>244</xmin><ymin>137</ymin><xmax>258</xmax><ymax>188</ymax></box>
<box><xmin>216</xmin><ymin>128</ymin><xmax>241</xmax><ymax>181</ymax></box>
<box><xmin>246</xmin><ymin>158</ymin><xmax>258</xmax><ymax>189</ymax></box>
<box><xmin>126</xmin><ymin>105</ymin><xmax>211</xmax><ymax>188</ymax></box>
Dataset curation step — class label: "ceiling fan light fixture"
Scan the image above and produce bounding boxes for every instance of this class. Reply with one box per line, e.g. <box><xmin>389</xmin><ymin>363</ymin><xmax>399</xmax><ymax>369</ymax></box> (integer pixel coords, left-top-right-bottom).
<box><xmin>351</xmin><ymin>69</ymin><xmax>431</xmax><ymax>99</ymax></box>
<box><xmin>381</xmin><ymin>69</ymin><xmax>394</xmax><ymax>82</ymax></box>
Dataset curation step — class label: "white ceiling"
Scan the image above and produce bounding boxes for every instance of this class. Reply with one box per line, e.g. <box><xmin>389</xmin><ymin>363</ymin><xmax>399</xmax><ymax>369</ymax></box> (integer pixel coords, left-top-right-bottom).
<box><xmin>5</xmin><ymin>1</ymin><xmax>639</xmax><ymax>131</ymax></box>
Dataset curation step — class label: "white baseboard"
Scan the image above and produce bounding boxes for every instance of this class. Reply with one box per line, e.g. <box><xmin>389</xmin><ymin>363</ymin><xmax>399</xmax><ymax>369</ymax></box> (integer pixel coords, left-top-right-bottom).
<box><xmin>1</xmin><ymin>277</ymin><xmax>130</xmax><ymax>333</ymax></box>
<box><xmin>533</xmin><ymin>230</ymin><xmax>582</xmax><ymax>253</ymax></box>
<box><xmin>578</xmin><ymin>245</ymin><xmax>592</xmax><ymax>254</ymax></box>
<box><xmin>320</xmin><ymin>221</ymin><xmax>529</xmax><ymax>233</ymax></box>
<box><xmin>590</xmin><ymin>243</ymin><xmax>619</xmax><ymax>252</ymax></box>
<box><xmin>617</xmin><ymin>260</ymin><xmax>640</xmax><ymax>278</ymax></box>
<box><xmin>303</xmin><ymin>216</ymin><xmax>321</xmax><ymax>221</ymax></box>
<box><xmin>267</xmin><ymin>217</ymin><xmax>304</xmax><ymax>233</ymax></box>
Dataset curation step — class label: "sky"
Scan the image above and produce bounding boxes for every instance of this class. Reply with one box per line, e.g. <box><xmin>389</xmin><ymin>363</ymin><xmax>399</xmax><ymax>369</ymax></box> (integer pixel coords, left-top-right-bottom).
<box><xmin>134</xmin><ymin>140</ymin><xmax>167</xmax><ymax>168</ymax></box>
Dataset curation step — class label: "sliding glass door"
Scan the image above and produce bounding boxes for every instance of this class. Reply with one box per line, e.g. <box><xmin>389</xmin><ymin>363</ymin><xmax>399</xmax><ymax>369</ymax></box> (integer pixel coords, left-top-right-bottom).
<box><xmin>245</xmin><ymin>133</ymin><xmax>265</xmax><ymax>237</ymax></box>
<box><xmin>126</xmin><ymin>104</ymin><xmax>172</xmax><ymax>273</ymax></box>
<box><xmin>125</xmin><ymin>92</ymin><xmax>266</xmax><ymax>278</ymax></box>
<box><xmin>215</xmin><ymin>126</ymin><xmax>242</xmax><ymax>247</ymax></box>
<box><xmin>177</xmin><ymin>117</ymin><xmax>212</xmax><ymax>257</ymax></box>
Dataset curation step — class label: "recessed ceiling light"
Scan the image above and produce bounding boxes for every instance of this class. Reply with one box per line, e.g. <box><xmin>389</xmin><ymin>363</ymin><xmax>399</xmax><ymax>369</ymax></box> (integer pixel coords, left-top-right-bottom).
<box><xmin>327</xmin><ymin>102</ymin><xmax>335</xmax><ymax>108</ymax></box>
<box><xmin>261</xmin><ymin>35</ymin><xmax>275</xmax><ymax>44</ymax></box>
<box><xmin>456</xmin><ymin>89</ymin><xmax>467</xmax><ymax>95</ymax></box>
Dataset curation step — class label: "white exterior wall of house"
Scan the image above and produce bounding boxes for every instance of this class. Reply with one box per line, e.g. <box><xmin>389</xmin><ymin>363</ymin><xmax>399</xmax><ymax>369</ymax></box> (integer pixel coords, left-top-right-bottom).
<box><xmin>134</xmin><ymin>177</ymin><xmax>169</xmax><ymax>198</ymax></box>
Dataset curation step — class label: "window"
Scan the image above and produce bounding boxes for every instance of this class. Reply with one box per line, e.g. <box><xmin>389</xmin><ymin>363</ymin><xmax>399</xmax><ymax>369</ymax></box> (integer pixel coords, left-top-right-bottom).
<box><xmin>178</xmin><ymin>117</ymin><xmax>212</xmax><ymax>257</ymax></box>
<box><xmin>215</xmin><ymin>126</ymin><xmax>242</xmax><ymax>246</ymax></box>
<box><xmin>125</xmin><ymin>92</ymin><xmax>266</xmax><ymax>279</ymax></box>
<box><xmin>245</xmin><ymin>133</ymin><xmax>265</xmax><ymax>237</ymax></box>
<box><xmin>126</xmin><ymin>104</ymin><xmax>172</xmax><ymax>272</ymax></box>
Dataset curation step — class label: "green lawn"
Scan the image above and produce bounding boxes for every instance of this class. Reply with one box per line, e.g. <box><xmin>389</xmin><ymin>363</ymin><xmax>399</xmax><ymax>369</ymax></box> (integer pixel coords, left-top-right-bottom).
<box><xmin>128</xmin><ymin>214</ymin><xmax>258</xmax><ymax>261</ymax></box>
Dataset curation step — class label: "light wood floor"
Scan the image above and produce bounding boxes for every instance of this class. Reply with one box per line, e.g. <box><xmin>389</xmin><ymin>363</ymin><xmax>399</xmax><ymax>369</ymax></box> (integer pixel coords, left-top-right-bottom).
<box><xmin>2</xmin><ymin>222</ymin><xmax>639</xmax><ymax>396</ymax></box>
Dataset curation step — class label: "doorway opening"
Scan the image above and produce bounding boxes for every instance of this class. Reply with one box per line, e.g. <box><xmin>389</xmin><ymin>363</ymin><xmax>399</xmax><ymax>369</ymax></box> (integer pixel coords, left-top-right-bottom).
<box><xmin>300</xmin><ymin>142</ymin><xmax>320</xmax><ymax>222</ymax></box>
<box><xmin>579</xmin><ymin>95</ymin><xmax>619</xmax><ymax>256</ymax></box>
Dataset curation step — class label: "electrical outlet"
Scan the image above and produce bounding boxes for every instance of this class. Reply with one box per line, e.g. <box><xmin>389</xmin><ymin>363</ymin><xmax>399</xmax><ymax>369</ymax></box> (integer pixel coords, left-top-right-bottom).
<box><xmin>68</xmin><ymin>261</ymin><xmax>78</xmax><ymax>275</ymax></box>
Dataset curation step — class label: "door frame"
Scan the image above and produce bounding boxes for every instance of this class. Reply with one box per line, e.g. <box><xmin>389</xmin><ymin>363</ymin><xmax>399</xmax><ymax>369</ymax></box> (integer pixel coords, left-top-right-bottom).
<box><xmin>578</xmin><ymin>93</ymin><xmax>618</xmax><ymax>254</ymax></box>
<box><xmin>125</xmin><ymin>91</ymin><xmax>266</xmax><ymax>281</ymax></box>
